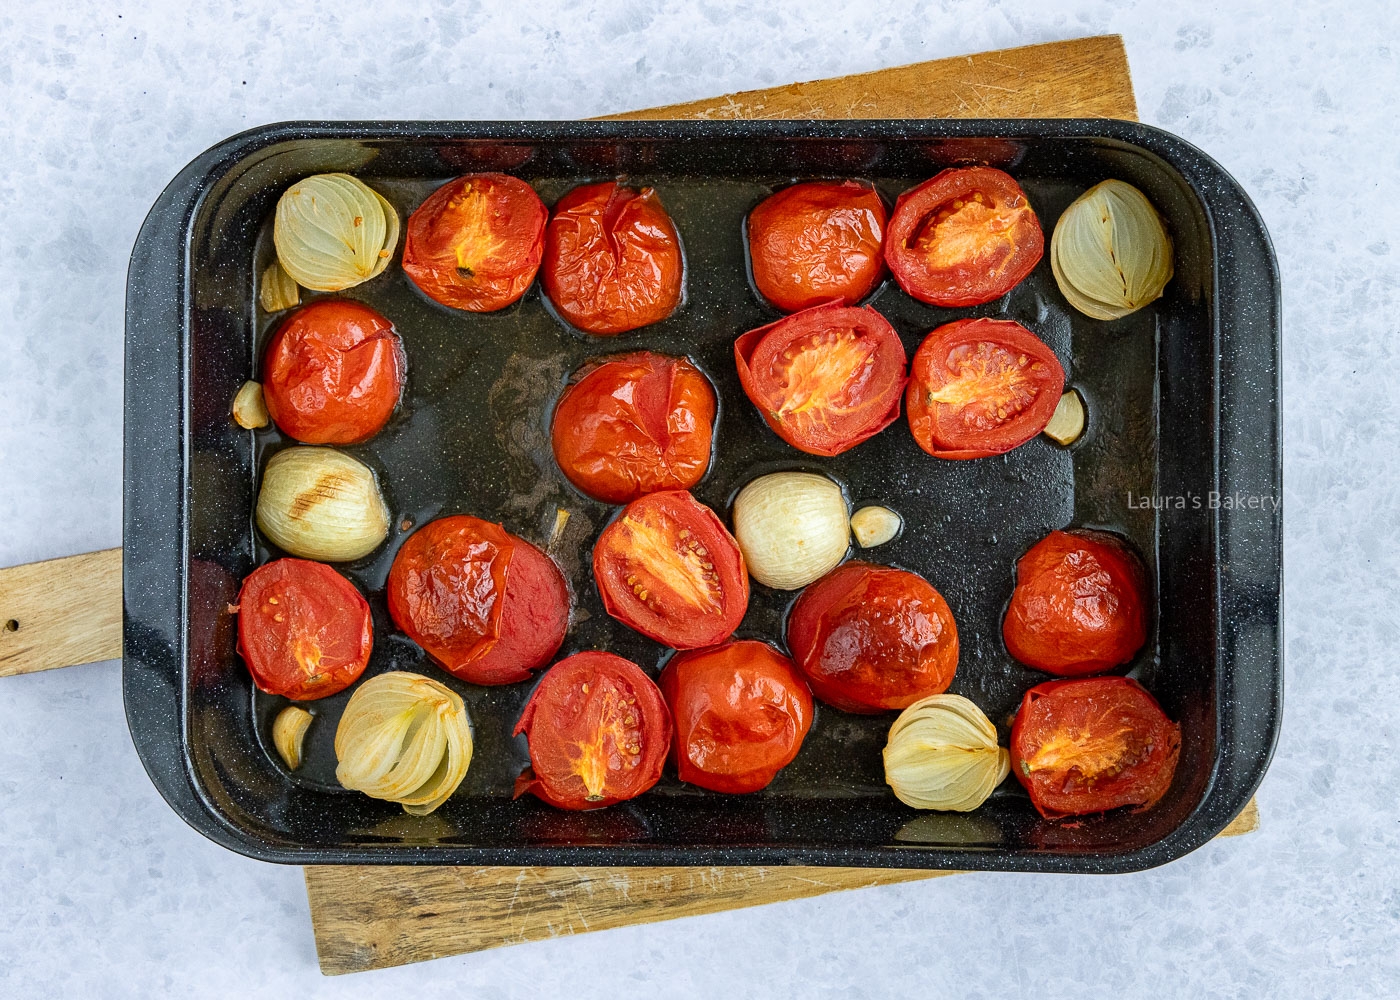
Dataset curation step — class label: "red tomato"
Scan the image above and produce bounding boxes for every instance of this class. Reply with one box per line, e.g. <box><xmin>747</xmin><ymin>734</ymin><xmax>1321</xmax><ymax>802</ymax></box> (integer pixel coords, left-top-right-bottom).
<box><xmin>592</xmin><ymin>490</ymin><xmax>748</xmax><ymax>649</ymax></box>
<box><xmin>260</xmin><ymin>300</ymin><xmax>405</xmax><ymax>445</ymax></box>
<box><xmin>735</xmin><ymin>301</ymin><xmax>907</xmax><ymax>456</ymax></box>
<box><xmin>786</xmin><ymin>562</ymin><xmax>958</xmax><ymax>713</ymax></box>
<box><xmin>659</xmin><ymin>641</ymin><xmax>814</xmax><ymax>793</ymax></box>
<box><xmin>387</xmin><ymin>515</ymin><xmax>569</xmax><ymax>686</ymax></box>
<box><xmin>906</xmin><ymin>318</ymin><xmax>1064</xmax><ymax>459</ymax></box>
<box><xmin>513</xmin><ymin>651</ymin><xmax>670</xmax><ymax>809</ymax></box>
<box><xmin>235</xmin><ymin>558</ymin><xmax>372</xmax><ymax>700</ymax></box>
<box><xmin>402</xmin><ymin>173</ymin><xmax>547</xmax><ymax>312</ymax></box>
<box><xmin>551</xmin><ymin>351</ymin><xmax>716</xmax><ymax>504</ymax></box>
<box><xmin>1003</xmin><ymin>530</ymin><xmax>1149</xmax><ymax>676</ymax></box>
<box><xmin>542</xmin><ymin>181</ymin><xmax>683</xmax><ymax>335</ymax></box>
<box><xmin>1010</xmin><ymin>676</ymin><xmax>1180</xmax><ymax>818</ymax></box>
<box><xmin>747</xmin><ymin>181</ymin><xmax>887</xmax><ymax>312</ymax></box>
<box><xmin>885</xmin><ymin>167</ymin><xmax>1043</xmax><ymax>307</ymax></box>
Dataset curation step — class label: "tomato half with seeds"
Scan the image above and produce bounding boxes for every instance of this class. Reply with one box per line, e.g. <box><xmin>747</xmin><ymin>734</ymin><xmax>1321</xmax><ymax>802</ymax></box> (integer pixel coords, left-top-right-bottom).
<box><xmin>387</xmin><ymin>515</ymin><xmax>569</xmax><ymax>686</ymax></box>
<box><xmin>735</xmin><ymin>301</ymin><xmax>907</xmax><ymax>456</ymax></box>
<box><xmin>593</xmin><ymin>490</ymin><xmax>748</xmax><ymax>649</ymax></box>
<box><xmin>551</xmin><ymin>351</ymin><xmax>716</xmax><ymax>504</ymax></box>
<box><xmin>747</xmin><ymin>180</ymin><xmax>887</xmax><ymax>312</ymax></box>
<box><xmin>659</xmin><ymin>641</ymin><xmax>814</xmax><ymax>793</ymax></box>
<box><xmin>787</xmin><ymin>562</ymin><xmax>958</xmax><ymax>713</ymax></box>
<box><xmin>261</xmin><ymin>300</ymin><xmax>405</xmax><ymax>445</ymax></box>
<box><xmin>402</xmin><ymin>173</ymin><xmax>548</xmax><ymax>312</ymax></box>
<box><xmin>906</xmin><ymin>318</ymin><xmax>1064</xmax><ymax>459</ymax></box>
<box><xmin>1003</xmin><ymin>530</ymin><xmax>1149</xmax><ymax>676</ymax></box>
<box><xmin>235</xmin><ymin>558</ymin><xmax>372</xmax><ymax>700</ymax></box>
<box><xmin>542</xmin><ymin>181</ymin><xmax>683</xmax><ymax>335</ymax></box>
<box><xmin>1010</xmin><ymin>676</ymin><xmax>1180</xmax><ymax>818</ymax></box>
<box><xmin>885</xmin><ymin>167</ymin><xmax>1043</xmax><ymax>307</ymax></box>
<box><xmin>513</xmin><ymin>651</ymin><xmax>670</xmax><ymax>809</ymax></box>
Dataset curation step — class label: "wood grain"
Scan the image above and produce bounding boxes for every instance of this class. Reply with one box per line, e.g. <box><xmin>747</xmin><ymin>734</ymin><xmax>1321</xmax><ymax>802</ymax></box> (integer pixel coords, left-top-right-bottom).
<box><xmin>0</xmin><ymin>548</ymin><xmax>122</xmax><ymax>676</ymax></box>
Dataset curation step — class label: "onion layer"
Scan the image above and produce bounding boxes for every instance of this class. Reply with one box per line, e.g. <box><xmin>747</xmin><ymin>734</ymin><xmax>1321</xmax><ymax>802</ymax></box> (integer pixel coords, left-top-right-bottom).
<box><xmin>883</xmin><ymin>694</ymin><xmax>1010</xmax><ymax>811</ymax></box>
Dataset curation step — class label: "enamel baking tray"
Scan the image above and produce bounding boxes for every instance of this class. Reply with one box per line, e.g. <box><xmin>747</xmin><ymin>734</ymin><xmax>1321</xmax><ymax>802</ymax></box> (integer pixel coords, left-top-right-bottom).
<box><xmin>123</xmin><ymin>120</ymin><xmax>1281</xmax><ymax>871</ymax></box>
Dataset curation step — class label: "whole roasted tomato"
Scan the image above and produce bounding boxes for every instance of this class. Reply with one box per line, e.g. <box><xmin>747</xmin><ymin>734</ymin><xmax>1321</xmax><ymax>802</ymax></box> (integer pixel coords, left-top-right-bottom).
<box><xmin>551</xmin><ymin>352</ymin><xmax>716</xmax><ymax>504</ymax></box>
<box><xmin>1003</xmin><ymin>529</ymin><xmax>1149</xmax><ymax>675</ymax></box>
<box><xmin>659</xmin><ymin>640</ymin><xmax>814</xmax><ymax>793</ymax></box>
<box><xmin>786</xmin><ymin>562</ymin><xmax>958</xmax><ymax>713</ymax></box>
<box><xmin>542</xmin><ymin>181</ymin><xmax>683</xmax><ymax>335</ymax></box>
<box><xmin>387</xmin><ymin>515</ymin><xmax>569</xmax><ymax>685</ymax></box>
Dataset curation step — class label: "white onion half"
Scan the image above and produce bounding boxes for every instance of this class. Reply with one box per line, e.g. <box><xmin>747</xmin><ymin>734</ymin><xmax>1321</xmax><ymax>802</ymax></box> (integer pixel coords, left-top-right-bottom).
<box><xmin>1050</xmin><ymin>179</ymin><xmax>1173</xmax><ymax>321</ymax></box>
<box><xmin>884</xmin><ymin>694</ymin><xmax>1010</xmax><ymax>812</ymax></box>
<box><xmin>273</xmin><ymin>173</ymin><xmax>400</xmax><ymax>291</ymax></box>
<box><xmin>732</xmin><ymin>472</ymin><xmax>849</xmax><ymax>590</ymax></box>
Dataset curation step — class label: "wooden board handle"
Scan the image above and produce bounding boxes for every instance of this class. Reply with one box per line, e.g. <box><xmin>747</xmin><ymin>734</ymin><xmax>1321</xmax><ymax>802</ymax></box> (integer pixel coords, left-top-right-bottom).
<box><xmin>0</xmin><ymin>548</ymin><xmax>122</xmax><ymax>677</ymax></box>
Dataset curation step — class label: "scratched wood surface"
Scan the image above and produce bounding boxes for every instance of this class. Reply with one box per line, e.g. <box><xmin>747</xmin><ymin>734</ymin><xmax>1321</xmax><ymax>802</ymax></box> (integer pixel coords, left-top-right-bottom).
<box><xmin>0</xmin><ymin>548</ymin><xmax>122</xmax><ymax>677</ymax></box>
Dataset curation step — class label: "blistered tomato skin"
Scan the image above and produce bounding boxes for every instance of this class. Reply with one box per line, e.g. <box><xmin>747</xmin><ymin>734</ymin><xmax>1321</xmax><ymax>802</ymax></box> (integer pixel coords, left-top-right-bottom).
<box><xmin>551</xmin><ymin>352</ymin><xmax>716</xmax><ymax>504</ymax></box>
<box><xmin>261</xmin><ymin>300</ymin><xmax>405</xmax><ymax>445</ymax></box>
<box><xmin>786</xmin><ymin>562</ymin><xmax>958</xmax><ymax>713</ymax></box>
<box><xmin>402</xmin><ymin>173</ymin><xmax>548</xmax><ymax>312</ymax></box>
<box><xmin>1003</xmin><ymin>530</ymin><xmax>1148</xmax><ymax>676</ymax></box>
<box><xmin>513</xmin><ymin>651</ymin><xmax>671</xmax><ymax>810</ymax></box>
<box><xmin>748</xmin><ymin>181</ymin><xmax>887</xmax><ymax>312</ymax></box>
<box><xmin>659</xmin><ymin>641</ymin><xmax>814</xmax><ymax>794</ymax></box>
<box><xmin>542</xmin><ymin>182</ymin><xmax>683</xmax><ymax>335</ymax></box>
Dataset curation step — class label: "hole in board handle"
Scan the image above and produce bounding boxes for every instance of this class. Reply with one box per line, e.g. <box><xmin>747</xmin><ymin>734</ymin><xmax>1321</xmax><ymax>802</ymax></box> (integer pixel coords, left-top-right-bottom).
<box><xmin>3</xmin><ymin>620</ymin><xmax>18</xmax><ymax>632</ymax></box>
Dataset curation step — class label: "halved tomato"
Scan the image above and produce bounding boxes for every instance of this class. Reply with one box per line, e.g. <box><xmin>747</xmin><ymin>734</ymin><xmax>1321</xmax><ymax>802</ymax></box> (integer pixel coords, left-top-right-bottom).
<box><xmin>659</xmin><ymin>640</ymin><xmax>814</xmax><ymax>793</ymax></box>
<box><xmin>885</xmin><ymin>167</ymin><xmax>1043</xmax><ymax>307</ymax></box>
<box><xmin>906</xmin><ymin>318</ymin><xmax>1064</xmax><ymax>459</ymax></box>
<box><xmin>261</xmin><ymin>300</ymin><xmax>405</xmax><ymax>445</ymax></box>
<box><xmin>735</xmin><ymin>301</ymin><xmax>907</xmax><ymax>457</ymax></box>
<box><xmin>592</xmin><ymin>490</ymin><xmax>748</xmax><ymax>649</ymax></box>
<box><xmin>1003</xmin><ymin>530</ymin><xmax>1148</xmax><ymax>675</ymax></box>
<box><xmin>551</xmin><ymin>351</ymin><xmax>716</xmax><ymax>504</ymax></box>
<box><xmin>786</xmin><ymin>562</ymin><xmax>958</xmax><ymax>713</ymax></box>
<box><xmin>542</xmin><ymin>181</ymin><xmax>683</xmax><ymax>335</ymax></box>
<box><xmin>1010</xmin><ymin>676</ymin><xmax>1180</xmax><ymax>818</ymax></box>
<box><xmin>402</xmin><ymin>173</ymin><xmax>547</xmax><ymax>312</ymax></box>
<box><xmin>387</xmin><ymin>515</ymin><xmax>569</xmax><ymax>685</ymax></box>
<box><xmin>513</xmin><ymin>651</ymin><xmax>671</xmax><ymax>809</ymax></box>
<box><xmin>747</xmin><ymin>180</ymin><xmax>887</xmax><ymax>312</ymax></box>
<box><xmin>235</xmin><ymin>558</ymin><xmax>372</xmax><ymax>700</ymax></box>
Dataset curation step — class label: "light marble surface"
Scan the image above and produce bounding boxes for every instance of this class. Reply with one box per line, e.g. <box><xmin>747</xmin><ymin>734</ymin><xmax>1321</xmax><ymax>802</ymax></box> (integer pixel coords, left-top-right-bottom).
<box><xmin>2</xmin><ymin>1</ymin><xmax>1398</xmax><ymax>996</ymax></box>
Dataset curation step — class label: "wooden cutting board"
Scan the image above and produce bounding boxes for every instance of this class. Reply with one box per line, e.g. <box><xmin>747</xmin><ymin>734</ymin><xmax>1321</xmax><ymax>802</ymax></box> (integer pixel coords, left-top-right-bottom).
<box><xmin>0</xmin><ymin>34</ymin><xmax>1259</xmax><ymax>978</ymax></box>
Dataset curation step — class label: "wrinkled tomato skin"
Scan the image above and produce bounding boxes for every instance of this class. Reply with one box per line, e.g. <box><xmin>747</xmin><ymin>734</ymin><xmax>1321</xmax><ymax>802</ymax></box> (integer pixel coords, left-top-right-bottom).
<box><xmin>748</xmin><ymin>181</ymin><xmax>887</xmax><ymax>312</ymax></box>
<box><xmin>1010</xmin><ymin>676</ymin><xmax>1180</xmax><ymax>819</ymax></box>
<box><xmin>235</xmin><ymin>558</ymin><xmax>372</xmax><ymax>700</ymax></box>
<box><xmin>387</xmin><ymin>515</ymin><xmax>569</xmax><ymax>686</ymax></box>
<box><xmin>513</xmin><ymin>651</ymin><xmax>671</xmax><ymax>810</ymax></box>
<box><xmin>551</xmin><ymin>352</ymin><xmax>716</xmax><ymax>504</ymax></box>
<box><xmin>1003</xmin><ymin>530</ymin><xmax>1149</xmax><ymax>676</ymax></box>
<box><xmin>593</xmin><ymin>490</ymin><xmax>749</xmax><ymax>649</ymax></box>
<box><xmin>261</xmin><ymin>300</ymin><xmax>405</xmax><ymax>445</ymax></box>
<box><xmin>659</xmin><ymin>641</ymin><xmax>814</xmax><ymax>794</ymax></box>
<box><xmin>542</xmin><ymin>182</ymin><xmax>683</xmax><ymax>335</ymax></box>
<box><xmin>885</xmin><ymin>167</ymin><xmax>1043</xmax><ymax>307</ymax></box>
<box><xmin>906</xmin><ymin>318</ymin><xmax>1065</xmax><ymax>459</ymax></box>
<box><xmin>734</xmin><ymin>301</ymin><xmax>907</xmax><ymax>457</ymax></box>
<box><xmin>402</xmin><ymin>173</ymin><xmax>548</xmax><ymax>312</ymax></box>
<box><xmin>786</xmin><ymin>562</ymin><xmax>958</xmax><ymax>713</ymax></box>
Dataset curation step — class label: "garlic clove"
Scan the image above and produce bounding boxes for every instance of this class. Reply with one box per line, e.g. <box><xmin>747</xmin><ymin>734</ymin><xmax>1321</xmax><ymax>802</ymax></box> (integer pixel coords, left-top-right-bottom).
<box><xmin>272</xmin><ymin>706</ymin><xmax>313</xmax><ymax>770</ymax></box>
<box><xmin>850</xmin><ymin>506</ymin><xmax>902</xmax><ymax>548</ymax></box>
<box><xmin>232</xmin><ymin>380</ymin><xmax>270</xmax><ymax>430</ymax></box>
<box><xmin>547</xmin><ymin>508</ymin><xmax>571</xmax><ymax>552</ymax></box>
<box><xmin>733</xmin><ymin>472</ymin><xmax>850</xmax><ymax>590</ymax></box>
<box><xmin>1042</xmin><ymin>389</ymin><xmax>1086</xmax><ymax>446</ymax></box>
<box><xmin>258</xmin><ymin>261</ymin><xmax>301</xmax><ymax>313</ymax></box>
<box><xmin>884</xmin><ymin>694</ymin><xmax>1010</xmax><ymax>812</ymax></box>
<box><xmin>255</xmin><ymin>447</ymin><xmax>389</xmax><ymax>562</ymax></box>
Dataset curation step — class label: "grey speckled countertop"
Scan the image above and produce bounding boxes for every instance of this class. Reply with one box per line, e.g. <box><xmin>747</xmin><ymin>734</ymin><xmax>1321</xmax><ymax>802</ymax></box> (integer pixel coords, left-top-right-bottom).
<box><xmin>2</xmin><ymin>2</ymin><xmax>1398</xmax><ymax>997</ymax></box>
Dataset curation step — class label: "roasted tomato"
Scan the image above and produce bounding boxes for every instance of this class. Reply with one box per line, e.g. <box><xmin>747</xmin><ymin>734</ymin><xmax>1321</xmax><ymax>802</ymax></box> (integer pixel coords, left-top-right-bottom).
<box><xmin>260</xmin><ymin>300</ymin><xmax>405</xmax><ymax>445</ymax></box>
<box><xmin>1010</xmin><ymin>676</ymin><xmax>1180</xmax><ymax>818</ymax></box>
<box><xmin>513</xmin><ymin>651</ymin><xmax>670</xmax><ymax>809</ymax></box>
<box><xmin>659</xmin><ymin>640</ymin><xmax>814</xmax><ymax>793</ymax></box>
<box><xmin>787</xmin><ymin>562</ymin><xmax>958</xmax><ymax>713</ymax></box>
<box><xmin>735</xmin><ymin>301</ymin><xmax>907</xmax><ymax>456</ymax></box>
<box><xmin>906</xmin><ymin>318</ymin><xmax>1064</xmax><ymax>459</ymax></box>
<box><xmin>542</xmin><ymin>181</ymin><xmax>683</xmax><ymax>335</ymax></box>
<box><xmin>235</xmin><ymin>558</ymin><xmax>372</xmax><ymax>700</ymax></box>
<box><xmin>593</xmin><ymin>490</ymin><xmax>748</xmax><ymax>649</ymax></box>
<box><xmin>1003</xmin><ymin>530</ymin><xmax>1149</xmax><ymax>675</ymax></box>
<box><xmin>885</xmin><ymin>167</ymin><xmax>1043</xmax><ymax>307</ymax></box>
<box><xmin>551</xmin><ymin>352</ymin><xmax>716</xmax><ymax>504</ymax></box>
<box><xmin>747</xmin><ymin>180</ymin><xmax>887</xmax><ymax>312</ymax></box>
<box><xmin>387</xmin><ymin>515</ymin><xmax>569</xmax><ymax>685</ymax></box>
<box><xmin>402</xmin><ymin>173</ymin><xmax>547</xmax><ymax>312</ymax></box>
